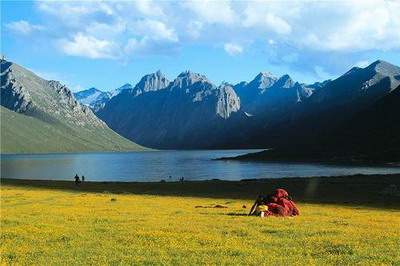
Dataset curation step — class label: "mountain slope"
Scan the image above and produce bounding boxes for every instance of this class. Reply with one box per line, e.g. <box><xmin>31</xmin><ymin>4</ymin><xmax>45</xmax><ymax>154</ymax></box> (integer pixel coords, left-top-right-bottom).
<box><xmin>324</xmin><ymin>84</ymin><xmax>400</xmax><ymax>156</ymax></box>
<box><xmin>233</xmin><ymin>85</ymin><xmax>400</xmax><ymax>163</ymax></box>
<box><xmin>289</xmin><ymin>60</ymin><xmax>400</xmax><ymax>144</ymax></box>
<box><xmin>1</xmin><ymin>59</ymin><xmax>145</xmax><ymax>153</ymax></box>
<box><xmin>98</xmin><ymin>71</ymin><xmax>243</xmax><ymax>149</ymax></box>
<box><xmin>235</xmin><ymin>60</ymin><xmax>400</xmax><ymax>161</ymax></box>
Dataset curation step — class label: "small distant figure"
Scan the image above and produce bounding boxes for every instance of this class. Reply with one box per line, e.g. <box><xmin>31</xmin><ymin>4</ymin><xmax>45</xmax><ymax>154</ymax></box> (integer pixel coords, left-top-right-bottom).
<box><xmin>82</xmin><ymin>175</ymin><xmax>85</xmax><ymax>182</ymax></box>
<box><xmin>169</xmin><ymin>175</ymin><xmax>172</xmax><ymax>180</ymax></box>
<box><xmin>179</xmin><ymin>176</ymin><xmax>185</xmax><ymax>182</ymax></box>
<box><xmin>74</xmin><ymin>174</ymin><xmax>80</xmax><ymax>185</ymax></box>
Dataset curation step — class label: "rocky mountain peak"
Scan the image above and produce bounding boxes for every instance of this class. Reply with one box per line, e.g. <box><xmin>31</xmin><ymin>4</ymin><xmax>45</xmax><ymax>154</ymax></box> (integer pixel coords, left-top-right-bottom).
<box><xmin>248</xmin><ymin>71</ymin><xmax>277</xmax><ymax>91</ymax></box>
<box><xmin>367</xmin><ymin>60</ymin><xmax>400</xmax><ymax>76</ymax></box>
<box><xmin>275</xmin><ymin>74</ymin><xmax>295</xmax><ymax>88</ymax></box>
<box><xmin>216</xmin><ymin>83</ymin><xmax>241</xmax><ymax>119</ymax></box>
<box><xmin>120</xmin><ymin>83</ymin><xmax>133</xmax><ymax>90</ymax></box>
<box><xmin>256</xmin><ymin>71</ymin><xmax>275</xmax><ymax>79</ymax></box>
<box><xmin>1</xmin><ymin>60</ymin><xmax>32</xmax><ymax>113</ymax></box>
<box><xmin>109</xmin><ymin>83</ymin><xmax>133</xmax><ymax>98</ymax></box>
<box><xmin>175</xmin><ymin>71</ymin><xmax>209</xmax><ymax>87</ymax></box>
<box><xmin>1</xmin><ymin>59</ymin><xmax>107</xmax><ymax>128</ymax></box>
<box><xmin>133</xmin><ymin>71</ymin><xmax>170</xmax><ymax>95</ymax></box>
<box><xmin>87</xmin><ymin>87</ymin><xmax>101</xmax><ymax>93</ymax></box>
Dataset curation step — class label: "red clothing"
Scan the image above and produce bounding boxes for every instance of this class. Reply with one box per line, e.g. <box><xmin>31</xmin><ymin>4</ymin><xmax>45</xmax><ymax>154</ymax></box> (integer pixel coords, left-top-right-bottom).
<box><xmin>274</xmin><ymin>188</ymin><xmax>289</xmax><ymax>198</ymax></box>
<box><xmin>266</xmin><ymin>189</ymin><xmax>300</xmax><ymax>216</ymax></box>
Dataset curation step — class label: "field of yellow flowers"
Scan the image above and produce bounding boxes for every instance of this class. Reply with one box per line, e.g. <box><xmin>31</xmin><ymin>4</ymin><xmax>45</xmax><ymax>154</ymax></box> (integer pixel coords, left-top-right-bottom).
<box><xmin>1</xmin><ymin>178</ymin><xmax>399</xmax><ymax>265</ymax></box>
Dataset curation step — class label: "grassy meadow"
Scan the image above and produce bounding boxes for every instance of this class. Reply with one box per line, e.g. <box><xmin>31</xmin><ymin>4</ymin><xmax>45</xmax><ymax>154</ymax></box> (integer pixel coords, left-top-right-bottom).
<box><xmin>1</xmin><ymin>175</ymin><xmax>400</xmax><ymax>265</ymax></box>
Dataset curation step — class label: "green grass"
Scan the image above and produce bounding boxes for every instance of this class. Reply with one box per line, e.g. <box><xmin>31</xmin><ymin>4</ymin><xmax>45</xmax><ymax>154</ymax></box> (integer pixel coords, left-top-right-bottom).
<box><xmin>0</xmin><ymin>106</ymin><xmax>145</xmax><ymax>154</ymax></box>
<box><xmin>1</xmin><ymin>176</ymin><xmax>399</xmax><ymax>265</ymax></box>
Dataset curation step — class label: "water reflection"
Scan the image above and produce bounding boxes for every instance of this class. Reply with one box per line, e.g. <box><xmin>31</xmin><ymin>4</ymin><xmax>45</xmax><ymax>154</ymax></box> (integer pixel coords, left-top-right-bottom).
<box><xmin>1</xmin><ymin>150</ymin><xmax>399</xmax><ymax>181</ymax></box>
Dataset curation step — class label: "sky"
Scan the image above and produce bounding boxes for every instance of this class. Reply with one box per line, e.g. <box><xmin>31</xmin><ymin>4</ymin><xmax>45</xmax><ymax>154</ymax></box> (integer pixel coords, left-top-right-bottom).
<box><xmin>2</xmin><ymin>0</ymin><xmax>400</xmax><ymax>92</ymax></box>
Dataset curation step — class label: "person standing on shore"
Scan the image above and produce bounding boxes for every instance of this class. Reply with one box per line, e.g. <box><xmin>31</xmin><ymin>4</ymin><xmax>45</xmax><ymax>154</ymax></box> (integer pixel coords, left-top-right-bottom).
<box><xmin>82</xmin><ymin>176</ymin><xmax>85</xmax><ymax>182</ymax></box>
<box><xmin>74</xmin><ymin>174</ymin><xmax>80</xmax><ymax>185</ymax></box>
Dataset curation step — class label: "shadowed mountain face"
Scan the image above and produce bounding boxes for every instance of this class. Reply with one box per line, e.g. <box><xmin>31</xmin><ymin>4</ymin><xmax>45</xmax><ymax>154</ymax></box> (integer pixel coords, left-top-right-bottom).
<box><xmin>243</xmin><ymin>60</ymin><xmax>400</xmax><ymax>158</ymax></box>
<box><xmin>323</xmin><ymin>83</ymin><xmax>400</xmax><ymax>155</ymax></box>
<box><xmin>0</xmin><ymin>59</ymin><xmax>144</xmax><ymax>153</ymax></box>
<box><xmin>97</xmin><ymin>71</ymin><xmax>242</xmax><ymax>149</ymax></box>
<box><xmin>79</xmin><ymin>60</ymin><xmax>400</xmax><ymax>153</ymax></box>
<box><xmin>234</xmin><ymin>72</ymin><xmax>314</xmax><ymax>117</ymax></box>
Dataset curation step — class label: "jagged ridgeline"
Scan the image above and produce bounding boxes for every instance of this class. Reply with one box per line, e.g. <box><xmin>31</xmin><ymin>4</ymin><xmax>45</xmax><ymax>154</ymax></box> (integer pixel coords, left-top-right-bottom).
<box><xmin>96</xmin><ymin>71</ymin><xmax>243</xmax><ymax>149</ymax></box>
<box><xmin>86</xmin><ymin>60</ymin><xmax>399</xmax><ymax>151</ymax></box>
<box><xmin>0</xmin><ymin>59</ymin><xmax>145</xmax><ymax>153</ymax></box>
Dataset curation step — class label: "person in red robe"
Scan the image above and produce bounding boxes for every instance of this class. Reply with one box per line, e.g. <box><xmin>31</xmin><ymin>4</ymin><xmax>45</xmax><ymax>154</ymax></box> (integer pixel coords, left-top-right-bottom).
<box><xmin>248</xmin><ymin>188</ymin><xmax>300</xmax><ymax>217</ymax></box>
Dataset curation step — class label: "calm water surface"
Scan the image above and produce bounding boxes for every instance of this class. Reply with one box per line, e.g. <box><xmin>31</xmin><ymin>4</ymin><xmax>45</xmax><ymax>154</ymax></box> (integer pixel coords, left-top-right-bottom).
<box><xmin>1</xmin><ymin>150</ymin><xmax>399</xmax><ymax>182</ymax></box>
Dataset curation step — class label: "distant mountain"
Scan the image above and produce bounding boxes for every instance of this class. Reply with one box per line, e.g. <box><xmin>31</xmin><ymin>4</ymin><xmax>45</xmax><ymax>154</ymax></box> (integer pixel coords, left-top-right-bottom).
<box><xmin>74</xmin><ymin>87</ymin><xmax>111</xmax><ymax>112</ymax></box>
<box><xmin>235</xmin><ymin>72</ymin><xmax>315</xmax><ymax>124</ymax></box>
<box><xmin>74</xmin><ymin>83</ymin><xmax>136</xmax><ymax>112</ymax></box>
<box><xmin>130</xmin><ymin>70</ymin><xmax>170</xmax><ymax>96</ymax></box>
<box><xmin>0</xmin><ymin>59</ymin><xmax>145</xmax><ymax>153</ymax></box>
<box><xmin>97</xmin><ymin>71</ymin><xmax>243</xmax><ymax>149</ymax></box>
<box><xmin>95</xmin><ymin>60</ymin><xmax>400</xmax><ymax>156</ymax></box>
<box><xmin>109</xmin><ymin>83</ymin><xmax>134</xmax><ymax>97</ymax></box>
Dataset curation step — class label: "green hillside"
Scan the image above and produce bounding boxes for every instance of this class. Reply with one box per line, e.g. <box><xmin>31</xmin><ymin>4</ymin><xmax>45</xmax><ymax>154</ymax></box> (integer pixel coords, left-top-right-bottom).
<box><xmin>1</xmin><ymin>59</ymin><xmax>146</xmax><ymax>154</ymax></box>
<box><xmin>0</xmin><ymin>106</ymin><xmax>144</xmax><ymax>154</ymax></box>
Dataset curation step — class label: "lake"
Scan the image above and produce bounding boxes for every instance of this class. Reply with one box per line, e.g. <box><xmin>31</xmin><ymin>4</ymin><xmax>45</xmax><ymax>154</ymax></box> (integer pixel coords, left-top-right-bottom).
<box><xmin>1</xmin><ymin>150</ymin><xmax>399</xmax><ymax>182</ymax></box>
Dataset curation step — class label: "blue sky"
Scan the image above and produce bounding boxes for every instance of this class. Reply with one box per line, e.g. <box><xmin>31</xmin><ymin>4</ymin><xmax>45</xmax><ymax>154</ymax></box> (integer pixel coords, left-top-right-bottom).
<box><xmin>2</xmin><ymin>0</ymin><xmax>400</xmax><ymax>92</ymax></box>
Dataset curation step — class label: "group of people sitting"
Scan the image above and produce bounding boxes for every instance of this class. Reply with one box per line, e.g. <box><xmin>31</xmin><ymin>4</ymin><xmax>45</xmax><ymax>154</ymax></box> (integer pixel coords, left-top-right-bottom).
<box><xmin>248</xmin><ymin>188</ymin><xmax>300</xmax><ymax>217</ymax></box>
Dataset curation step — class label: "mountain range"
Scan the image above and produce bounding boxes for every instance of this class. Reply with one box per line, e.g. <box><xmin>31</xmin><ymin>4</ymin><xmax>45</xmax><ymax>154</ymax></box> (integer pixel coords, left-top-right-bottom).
<box><xmin>75</xmin><ymin>60</ymin><xmax>399</xmax><ymax>159</ymax></box>
<box><xmin>2</xmin><ymin>58</ymin><xmax>399</xmax><ymax>160</ymax></box>
<box><xmin>0</xmin><ymin>59</ymin><xmax>145</xmax><ymax>153</ymax></box>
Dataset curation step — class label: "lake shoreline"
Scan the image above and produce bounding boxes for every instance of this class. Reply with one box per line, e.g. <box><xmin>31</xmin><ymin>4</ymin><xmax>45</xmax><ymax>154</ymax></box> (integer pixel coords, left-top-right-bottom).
<box><xmin>2</xmin><ymin>173</ymin><xmax>399</xmax><ymax>208</ymax></box>
<box><xmin>3</xmin><ymin>150</ymin><xmax>400</xmax><ymax>181</ymax></box>
<box><xmin>217</xmin><ymin>149</ymin><xmax>400</xmax><ymax>167</ymax></box>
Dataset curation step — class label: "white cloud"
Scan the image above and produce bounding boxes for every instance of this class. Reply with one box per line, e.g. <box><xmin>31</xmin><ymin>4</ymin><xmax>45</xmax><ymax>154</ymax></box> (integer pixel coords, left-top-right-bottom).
<box><xmin>182</xmin><ymin>0</ymin><xmax>235</xmax><ymax>25</ymax></box>
<box><xmin>243</xmin><ymin>4</ymin><xmax>292</xmax><ymax>34</ymax></box>
<box><xmin>224</xmin><ymin>43</ymin><xmax>243</xmax><ymax>56</ymax></box>
<box><xmin>6</xmin><ymin>20</ymin><xmax>44</xmax><ymax>35</ymax></box>
<box><xmin>133</xmin><ymin>0</ymin><xmax>164</xmax><ymax>17</ymax></box>
<box><xmin>187</xmin><ymin>21</ymin><xmax>203</xmax><ymax>39</ymax></box>
<box><xmin>124</xmin><ymin>37</ymin><xmax>149</xmax><ymax>55</ymax></box>
<box><xmin>9</xmin><ymin>0</ymin><xmax>397</xmax><ymax>69</ymax></box>
<box><xmin>131</xmin><ymin>19</ymin><xmax>178</xmax><ymax>42</ymax></box>
<box><xmin>85</xmin><ymin>21</ymin><xmax>126</xmax><ymax>38</ymax></box>
<box><xmin>59</xmin><ymin>33</ymin><xmax>119</xmax><ymax>59</ymax></box>
<box><xmin>299</xmin><ymin>0</ymin><xmax>400</xmax><ymax>51</ymax></box>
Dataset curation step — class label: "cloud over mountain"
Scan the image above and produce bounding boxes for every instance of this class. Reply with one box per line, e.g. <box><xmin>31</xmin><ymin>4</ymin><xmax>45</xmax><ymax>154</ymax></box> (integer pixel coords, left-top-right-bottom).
<box><xmin>4</xmin><ymin>0</ymin><xmax>400</xmax><ymax>81</ymax></box>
